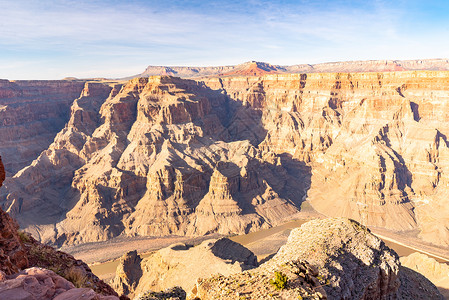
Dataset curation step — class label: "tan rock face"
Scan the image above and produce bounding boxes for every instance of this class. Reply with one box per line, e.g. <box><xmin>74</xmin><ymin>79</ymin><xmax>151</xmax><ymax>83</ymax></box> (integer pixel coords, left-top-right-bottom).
<box><xmin>2</xmin><ymin>71</ymin><xmax>449</xmax><ymax>248</ymax></box>
<box><xmin>113</xmin><ymin>238</ymin><xmax>258</xmax><ymax>298</ymax></box>
<box><xmin>400</xmin><ymin>252</ymin><xmax>449</xmax><ymax>298</ymax></box>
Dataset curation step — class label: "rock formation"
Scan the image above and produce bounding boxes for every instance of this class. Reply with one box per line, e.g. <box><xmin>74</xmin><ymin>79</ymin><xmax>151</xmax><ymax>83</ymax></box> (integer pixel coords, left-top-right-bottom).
<box><xmin>0</xmin><ymin>200</ymin><xmax>28</xmax><ymax>275</ymax></box>
<box><xmin>0</xmin><ymin>267</ymin><xmax>118</xmax><ymax>300</ymax></box>
<box><xmin>1</xmin><ymin>76</ymin><xmax>301</xmax><ymax>246</ymax></box>
<box><xmin>191</xmin><ymin>259</ymin><xmax>326</xmax><ymax>300</ymax></box>
<box><xmin>0</xmin><ymin>207</ymin><xmax>121</xmax><ymax>298</ymax></box>
<box><xmin>134</xmin><ymin>287</ymin><xmax>186</xmax><ymax>300</ymax></box>
<box><xmin>190</xmin><ymin>218</ymin><xmax>443</xmax><ymax>299</ymax></box>
<box><xmin>2</xmin><ymin>70</ymin><xmax>449</xmax><ymax>249</ymax></box>
<box><xmin>260</xmin><ymin>218</ymin><xmax>400</xmax><ymax>299</ymax></box>
<box><xmin>111</xmin><ymin>250</ymin><xmax>142</xmax><ymax>296</ymax></box>
<box><xmin>112</xmin><ymin>238</ymin><xmax>258</xmax><ymax>298</ymax></box>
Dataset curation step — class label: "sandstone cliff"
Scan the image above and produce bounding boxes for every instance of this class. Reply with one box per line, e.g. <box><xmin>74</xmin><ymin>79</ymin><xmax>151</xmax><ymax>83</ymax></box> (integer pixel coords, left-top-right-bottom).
<box><xmin>1</xmin><ymin>76</ymin><xmax>300</xmax><ymax>246</ymax></box>
<box><xmin>3</xmin><ymin>71</ymin><xmax>449</xmax><ymax>248</ymax></box>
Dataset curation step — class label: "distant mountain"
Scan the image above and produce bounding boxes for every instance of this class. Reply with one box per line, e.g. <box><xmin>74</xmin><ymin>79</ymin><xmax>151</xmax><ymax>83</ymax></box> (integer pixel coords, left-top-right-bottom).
<box><xmin>133</xmin><ymin>58</ymin><xmax>449</xmax><ymax>78</ymax></box>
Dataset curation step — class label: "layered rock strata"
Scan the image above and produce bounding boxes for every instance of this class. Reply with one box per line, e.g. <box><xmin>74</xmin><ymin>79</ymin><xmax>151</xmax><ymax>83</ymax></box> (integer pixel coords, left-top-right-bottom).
<box><xmin>137</xmin><ymin>59</ymin><xmax>449</xmax><ymax>78</ymax></box>
<box><xmin>2</xmin><ymin>71</ymin><xmax>449</xmax><ymax>248</ymax></box>
<box><xmin>0</xmin><ymin>79</ymin><xmax>86</xmax><ymax>175</ymax></box>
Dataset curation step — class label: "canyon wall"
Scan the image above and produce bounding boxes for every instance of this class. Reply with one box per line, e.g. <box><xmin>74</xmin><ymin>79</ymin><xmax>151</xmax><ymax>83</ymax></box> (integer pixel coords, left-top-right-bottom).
<box><xmin>202</xmin><ymin>72</ymin><xmax>449</xmax><ymax>246</ymax></box>
<box><xmin>1</xmin><ymin>71</ymin><xmax>449</xmax><ymax>249</ymax></box>
<box><xmin>0</xmin><ymin>80</ymin><xmax>86</xmax><ymax>175</ymax></box>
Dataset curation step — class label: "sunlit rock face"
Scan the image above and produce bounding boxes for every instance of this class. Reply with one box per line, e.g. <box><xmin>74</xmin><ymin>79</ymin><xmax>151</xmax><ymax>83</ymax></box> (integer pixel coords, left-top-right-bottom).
<box><xmin>2</xmin><ymin>71</ymin><xmax>449</xmax><ymax>248</ymax></box>
<box><xmin>204</xmin><ymin>71</ymin><xmax>449</xmax><ymax>246</ymax></box>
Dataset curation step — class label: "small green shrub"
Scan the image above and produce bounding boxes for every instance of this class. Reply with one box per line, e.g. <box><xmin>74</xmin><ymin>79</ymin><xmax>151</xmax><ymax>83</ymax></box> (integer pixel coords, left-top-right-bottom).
<box><xmin>270</xmin><ymin>271</ymin><xmax>288</xmax><ymax>290</ymax></box>
<box><xmin>18</xmin><ymin>231</ymin><xmax>31</xmax><ymax>243</ymax></box>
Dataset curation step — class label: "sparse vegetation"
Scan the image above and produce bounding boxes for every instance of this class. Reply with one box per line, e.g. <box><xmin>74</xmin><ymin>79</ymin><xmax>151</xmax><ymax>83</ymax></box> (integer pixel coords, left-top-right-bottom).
<box><xmin>270</xmin><ymin>271</ymin><xmax>288</xmax><ymax>290</ymax></box>
<box><xmin>17</xmin><ymin>230</ymin><xmax>31</xmax><ymax>243</ymax></box>
<box><xmin>64</xmin><ymin>267</ymin><xmax>88</xmax><ymax>288</ymax></box>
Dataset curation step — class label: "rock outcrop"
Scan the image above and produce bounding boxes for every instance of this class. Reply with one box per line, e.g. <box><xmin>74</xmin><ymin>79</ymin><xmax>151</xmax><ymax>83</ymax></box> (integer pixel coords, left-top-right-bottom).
<box><xmin>111</xmin><ymin>250</ymin><xmax>142</xmax><ymax>296</ymax></box>
<box><xmin>0</xmin><ymin>200</ymin><xmax>28</xmax><ymax>275</ymax></box>
<box><xmin>191</xmin><ymin>259</ymin><xmax>326</xmax><ymax>300</ymax></box>
<box><xmin>0</xmin><ymin>207</ymin><xmax>120</xmax><ymax>298</ymax></box>
<box><xmin>113</xmin><ymin>238</ymin><xmax>258</xmax><ymax>298</ymax></box>
<box><xmin>134</xmin><ymin>287</ymin><xmax>186</xmax><ymax>300</ymax></box>
<box><xmin>0</xmin><ymin>267</ymin><xmax>118</xmax><ymax>300</ymax></box>
<box><xmin>260</xmin><ymin>218</ymin><xmax>400</xmax><ymax>299</ymax></box>
<box><xmin>190</xmin><ymin>218</ymin><xmax>444</xmax><ymax>299</ymax></box>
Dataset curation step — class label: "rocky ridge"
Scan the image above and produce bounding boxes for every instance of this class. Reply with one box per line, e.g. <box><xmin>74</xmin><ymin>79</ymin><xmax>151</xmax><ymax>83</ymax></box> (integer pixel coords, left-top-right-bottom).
<box><xmin>137</xmin><ymin>59</ymin><xmax>449</xmax><ymax>78</ymax></box>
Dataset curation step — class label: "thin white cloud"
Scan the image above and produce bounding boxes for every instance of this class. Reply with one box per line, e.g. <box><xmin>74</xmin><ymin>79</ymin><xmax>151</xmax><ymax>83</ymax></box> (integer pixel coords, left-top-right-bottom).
<box><xmin>0</xmin><ymin>0</ymin><xmax>448</xmax><ymax>79</ymax></box>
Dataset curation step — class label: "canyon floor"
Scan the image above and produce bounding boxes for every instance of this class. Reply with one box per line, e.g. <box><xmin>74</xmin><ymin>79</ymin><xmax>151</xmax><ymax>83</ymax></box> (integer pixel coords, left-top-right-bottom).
<box><xmin>77</xmin><ymin>206</ymin><xmax>449</xmax><ymax>285</ymax></box>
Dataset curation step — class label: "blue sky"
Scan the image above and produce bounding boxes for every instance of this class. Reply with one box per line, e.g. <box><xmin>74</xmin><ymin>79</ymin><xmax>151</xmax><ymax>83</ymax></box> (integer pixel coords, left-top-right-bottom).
<box><xmin>1</xmin><ymin>0</ymin><xmax>449</xmax><ymax>79</ymax></box>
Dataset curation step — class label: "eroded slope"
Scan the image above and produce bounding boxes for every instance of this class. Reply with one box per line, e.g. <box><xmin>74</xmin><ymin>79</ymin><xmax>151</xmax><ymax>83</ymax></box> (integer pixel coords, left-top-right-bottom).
<box><xmin>2</xmin><ymin>71</ymin><xmax>449</xmax><ymax>249</ymax></box>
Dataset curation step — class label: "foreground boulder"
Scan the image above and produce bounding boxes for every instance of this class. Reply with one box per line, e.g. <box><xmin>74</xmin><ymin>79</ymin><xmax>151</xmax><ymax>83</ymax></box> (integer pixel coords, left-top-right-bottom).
<box><xmin>0</xmin><ymin>267</ymin><xmax>118</xmax><ymax>300</ymax></box>
<box><xmin>0</xmin><ymin>207</ymin><xmax>120</xmax><ymax>298</ymax></box>
<box><xmin>261</xmin><ymin>218</ymin><xmax>400</xmax><ymax>299</ymax></box>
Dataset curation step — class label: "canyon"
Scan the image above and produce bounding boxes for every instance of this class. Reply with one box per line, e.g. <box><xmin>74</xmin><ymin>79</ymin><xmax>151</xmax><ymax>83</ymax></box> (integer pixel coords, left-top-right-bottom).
<box><xmin>1</xmin><ymin>62</ymin><xmax>449</xmax><ymax>254</ymax></box>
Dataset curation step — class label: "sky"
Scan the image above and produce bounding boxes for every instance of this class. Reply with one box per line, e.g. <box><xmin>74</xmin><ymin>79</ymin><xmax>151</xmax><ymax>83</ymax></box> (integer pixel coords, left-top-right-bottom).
<box><xmin>1</xmin><ymin>0</ymin><xmax>449</xmax><ymax>79</ymax></box>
